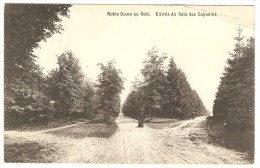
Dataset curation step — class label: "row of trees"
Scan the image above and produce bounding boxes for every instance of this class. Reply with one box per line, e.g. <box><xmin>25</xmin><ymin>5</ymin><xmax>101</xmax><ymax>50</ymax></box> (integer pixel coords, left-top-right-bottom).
<box><xmin>213</xmin><ymin>28</ymin><xmax>255</xmax><ymax>129</ymax></box>
<box><xmin>4</xmin><ymin>4</ymin><xmax>123</xmax><ymax>128</ymax></box>
<box><xmin>44</xmin><ymin>52</ymin><xmax>123</xmax><ymax>124</ymax></box>
<box><xmin>122</xmin><ymin>47</ymin><xmax>209</xmax><ymax>119</ymax></box>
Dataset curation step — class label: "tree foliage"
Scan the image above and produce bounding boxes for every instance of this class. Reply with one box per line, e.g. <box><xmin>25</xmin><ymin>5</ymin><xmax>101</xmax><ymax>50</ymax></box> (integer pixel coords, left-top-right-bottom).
<box><xmin>45</xmin><ymin>51</ymin><xmax>85</xmax><ymax>117</ymax></box>
<box><xmin>4</xmin><ymin>4</ymin><xmax>71</xmax><ymax>86</ymax></box>
<box><xmin>213</xmin><ymin>27</ymin><xmax>255</xmax><ymax>128</ymax></box>
<box><xmin>4</xmin><ymin>4</ymin><xmax>127</xmax><ymax>127</ymax></box>
<box><xmin>96</xmin><ymin>60</ymin><xmax>124</xmax><ymax>124</ymax></box>
<box><xmin>4</xmin><ymin>4</ymin><xmax>71</xmax><ymax>127</ymax></box>
<box><xmin>141</xmin><ymin>47</ymin><xmax>168</xmax><ymax>116</ymax></box>
<box><xmin>122</xmin><ymin>47</ymin><xmax>208</xmax><ymax>119</ymax></box>
<box><xmin>82</xmin><ymin>79</ymin><xmax>97</xmax><ymax>119</ymax></box>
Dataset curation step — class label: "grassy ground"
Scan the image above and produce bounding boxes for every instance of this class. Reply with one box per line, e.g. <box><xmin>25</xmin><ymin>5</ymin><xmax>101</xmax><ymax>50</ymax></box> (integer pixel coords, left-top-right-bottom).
<box><xmin>5</xmin><ymin>118</ymin><xmax>90</xmax><ymax>132</ymax></box>
<box><xmin>205</xmin><ymin>116</ymin><xmax>254</xmax><ymax>162</ymax></box>
<box><xmin>4</xmin><ymin>139</ymin><xmax>58</xmax><ymax>163</ymax></box>
<box><xmin>45</xmin><ymin>122</ymin><xmax>118</xmax><ymax>139</ymax></box>
<box><xmin>145</xmin><ymin>118</ymin><xmax>181</xmax><ymax>129</ymax></box>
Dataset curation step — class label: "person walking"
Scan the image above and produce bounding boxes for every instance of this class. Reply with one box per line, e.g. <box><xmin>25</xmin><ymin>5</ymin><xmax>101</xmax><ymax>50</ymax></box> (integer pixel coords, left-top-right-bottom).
<box><xmin>192</xmin><ymin>112</ymin><xmax>195</xmax><ymax>120</ymax></box>
<box><xmin>138</xmin><ymin>108</ymin><xmax>144</xmax><ymax>127</ymax></box>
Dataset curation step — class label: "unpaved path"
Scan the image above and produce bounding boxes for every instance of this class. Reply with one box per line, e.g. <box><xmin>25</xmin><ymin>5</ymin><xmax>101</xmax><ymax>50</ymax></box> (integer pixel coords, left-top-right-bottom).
<box><xmin>4</xmin><ymin>115</ymin><xmax>250</xmax><ymax>164</ymax></box>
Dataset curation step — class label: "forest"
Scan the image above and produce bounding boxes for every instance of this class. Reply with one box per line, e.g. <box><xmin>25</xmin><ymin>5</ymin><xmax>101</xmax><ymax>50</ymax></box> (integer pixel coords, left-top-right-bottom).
<box><xmin>122</xmin><ymin>47</ymin><xmax>209</xmax><ymax>119</ymax></box>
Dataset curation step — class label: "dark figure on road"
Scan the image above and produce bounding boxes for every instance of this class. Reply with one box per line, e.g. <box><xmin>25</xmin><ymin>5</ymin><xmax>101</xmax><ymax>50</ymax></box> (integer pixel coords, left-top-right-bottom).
<box><xmin>138</xmin><ymin>110</ymin><xmax>144</xmax><ymax>127</ymax></box>
<box><xmin>192</xmin><ymin>112</ymin><xmax>195</xmax><ymax>120</ymax></box>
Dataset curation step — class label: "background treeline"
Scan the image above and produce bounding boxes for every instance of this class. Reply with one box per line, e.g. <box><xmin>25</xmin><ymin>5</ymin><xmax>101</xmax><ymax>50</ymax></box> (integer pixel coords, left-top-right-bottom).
<box><xmin>213</xmin><ymin>28</ymin><xmax>255</xmax><ymax>129</ymax></box>
<box><xmin>4</xmin><ymin>4</ymin><xmax>123</xmax><ymax>129</ymax></box>
<box><xmin>122</xmin><ymin>47</ymin><xmax>209</xmax><ymax>119</ymax></box>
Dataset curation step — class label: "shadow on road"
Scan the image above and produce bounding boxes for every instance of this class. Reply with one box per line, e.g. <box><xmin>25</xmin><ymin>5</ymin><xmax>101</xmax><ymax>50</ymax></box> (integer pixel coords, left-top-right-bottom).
<box><xmin>4</xmin><ymin>140</ymin><xmax>56</xmax><ymax>163</ymax></box>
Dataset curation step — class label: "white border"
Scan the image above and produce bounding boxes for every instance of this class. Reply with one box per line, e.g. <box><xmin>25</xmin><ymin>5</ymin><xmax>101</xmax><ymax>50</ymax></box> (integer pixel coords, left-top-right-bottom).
<box><xmin>0</xmin><ymin>0</ymin><xmax>256</xmax><ymax>5</ymax></box>
<box><xmin>0</xmin><ymin>1</ymin><xmax>259</xmax><ymax>168</ymax></box>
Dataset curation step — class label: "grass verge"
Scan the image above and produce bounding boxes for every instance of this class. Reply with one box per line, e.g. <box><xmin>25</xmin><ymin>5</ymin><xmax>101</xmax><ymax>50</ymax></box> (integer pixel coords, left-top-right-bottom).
<box><xmin>4</xmin><ymin>140</ymin><xmax>57</xmax><ymax>163</ymax></box>
<box><xmin>5</xmin><ymin>118</ymin><xmax>90</xmax><ymax>132</ymax></box>
<box><xmin>205</xmin><ymin>116</ymin><xmax>254</xmax><ymax>162</ymax></box>
<box><xmin>145</xmin><ymin>118</ymin><xmax>181</xmax><ymax>129</ymax></box>
<box><xmin>45</xmin><ymin>122</ymin><xmax>118</xmax><ymax>139</ymax></box>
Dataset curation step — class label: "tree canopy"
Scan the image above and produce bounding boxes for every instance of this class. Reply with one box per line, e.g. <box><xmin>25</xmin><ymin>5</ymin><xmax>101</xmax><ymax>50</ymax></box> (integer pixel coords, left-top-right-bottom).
<box><xmin>4</xmin><ymin>4</ymin><xmax>72</xmax><ymax>127</ymax></box>
<box><xmin>213</xmin><ymin>27</ymin><xmax>255</xmax><ymax>128</ymax></box>
<box><xmin>45</xmin><ymin>51</ymin><xmax>85</xmax><ymax>116</ymax></box>
<box><xmin>96</xmin><ymin>60</ymin><xmax>124</xmax><ymax>124</ymax></box>
<box><xmin>4</xmin><ymin>4</ymin><xmax>71</xmax><ymax>85</ymax></box>
<box><xmin>4</xmin><ymin>4</ymin><xmax>71</xmax><ymax>107</ymax></box>
<box><xmin>122</xmin><ymin>47</ymin><xmax>208</xmax><ymax>119</ymax></box>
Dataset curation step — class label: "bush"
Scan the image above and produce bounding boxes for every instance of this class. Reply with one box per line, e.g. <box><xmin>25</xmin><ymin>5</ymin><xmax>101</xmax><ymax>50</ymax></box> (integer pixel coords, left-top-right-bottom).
<box><xmin>5</xmin><ymin>106</ymin><xmax>26</xmax><ymax>128</ymax></box>
<box><xmin>69</xmin><ymin>109</ymin><xmax>85</xmax><ymax>120</ymax></box>
<box><xmin>5</xmin><ymin>105</ymin><xmax>57</xmax><ymax>129</ymax></box>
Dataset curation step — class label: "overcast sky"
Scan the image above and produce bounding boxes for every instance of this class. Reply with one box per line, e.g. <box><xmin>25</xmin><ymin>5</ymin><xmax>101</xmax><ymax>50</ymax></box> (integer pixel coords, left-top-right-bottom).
<box><xmin>34</xmin><ymin>5</ymin><xmax>254</xmax><ymax>112</ymax></box>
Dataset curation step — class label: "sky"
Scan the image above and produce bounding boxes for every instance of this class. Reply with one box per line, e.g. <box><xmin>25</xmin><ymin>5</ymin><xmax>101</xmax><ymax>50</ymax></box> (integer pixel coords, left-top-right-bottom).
<box><xmin>34</xmin><ymin>5</ymin><xmax>255</xmax><ymax>112</ymax></box>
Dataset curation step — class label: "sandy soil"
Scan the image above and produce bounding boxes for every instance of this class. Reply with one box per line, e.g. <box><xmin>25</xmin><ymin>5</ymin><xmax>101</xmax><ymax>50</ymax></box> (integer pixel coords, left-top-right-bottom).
<box><xmin>4</xmin><ymin>115</ymin><xmax>250</xmax><ymax>164</ymax></box>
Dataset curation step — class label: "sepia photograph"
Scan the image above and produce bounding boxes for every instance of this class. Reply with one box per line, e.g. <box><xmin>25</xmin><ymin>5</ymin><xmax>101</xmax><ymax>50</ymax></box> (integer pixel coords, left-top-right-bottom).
<box><xmin>1</xmin><ymin>1</ymin><xmax>258</xmax><ymax>166</ymax></box>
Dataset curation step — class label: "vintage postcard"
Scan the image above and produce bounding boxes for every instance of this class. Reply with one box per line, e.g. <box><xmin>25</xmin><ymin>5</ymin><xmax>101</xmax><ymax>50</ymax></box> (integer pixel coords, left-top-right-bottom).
<box><xmin>1</xmin><ymin>0</ymin><xmax>259</xmax><ymax>167</ymax></box>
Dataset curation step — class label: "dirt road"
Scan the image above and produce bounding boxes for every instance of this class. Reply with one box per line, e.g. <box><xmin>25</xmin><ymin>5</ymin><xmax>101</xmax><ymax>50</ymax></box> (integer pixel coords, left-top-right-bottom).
<box><xmin>4</xmin><ymin>115</ymin><xmax>250</xmax><ymax>164</ymax></box>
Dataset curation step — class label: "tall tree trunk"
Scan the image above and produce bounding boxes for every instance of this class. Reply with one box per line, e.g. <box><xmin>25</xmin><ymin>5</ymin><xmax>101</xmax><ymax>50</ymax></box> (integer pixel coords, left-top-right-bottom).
<box><xmin>170</xmin><ymin>105</ymin><xmax>173</xmax><ymax>118</ymax></box>
<box><xmin>151</xmin><ymin>108</ymin><xmax>153</xmax><ymax>119</ymax></box>
<box><xmin>108</xmin><ymin>111</ymin><xmax>111</xmax><ymax>124</ymax></box>
<box><xmin>149</xmin><ymin>107</ymin><xmax>151</xmax><ymax>119</ymax></box>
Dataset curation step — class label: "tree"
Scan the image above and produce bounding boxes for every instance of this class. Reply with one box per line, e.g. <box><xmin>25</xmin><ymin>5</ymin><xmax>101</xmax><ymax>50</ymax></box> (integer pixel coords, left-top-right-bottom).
<box><xmin>4</xmin><ymin>4</ymin><xmax>71</xmax><ymax>127</ymax></box>
<box><xmin>45</xmin><ymin>51</ymin><xmax>84</xmax><ymax>118</ymax></box>
<box><xmin>82</xmin><ymin>79</ymin><xmax>96</xmax><ymax>119</ymax></box>
<box><xmin>4</xmin><ymin>4</ymin><xmax>71</xmax><ymax>85</ymax></box>
<box><xmin>165</xmin><ymin>57</ymin><xmax>181</xmax><ymax>117</ymax></box>
<box><xmin>122</xmin><ymin>77</ymin><xmax>146</xmax><ymax>119</ymax></box>
<box><xmin>96</xmin><ymin>60</ymin><xmax>124</xmax><ymax>124</ymax></box>
<box><xmin>165</xmin><ymin>57</ymin><xmax>208</xmax><ymax>119</ymax></box>
<box><xmin>213</xmin><ymin>27</ymin><xmax>255</xmax><ymax>128</ymax></box>
<box><xmin>141</xmin><ymin>47</ymin><xmax>168</xmax><ymax>117</ymax></box>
